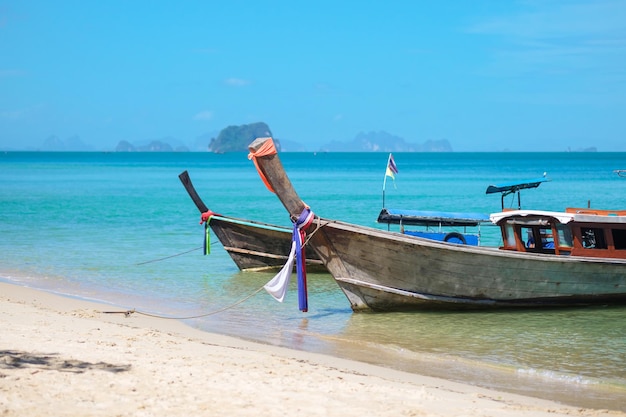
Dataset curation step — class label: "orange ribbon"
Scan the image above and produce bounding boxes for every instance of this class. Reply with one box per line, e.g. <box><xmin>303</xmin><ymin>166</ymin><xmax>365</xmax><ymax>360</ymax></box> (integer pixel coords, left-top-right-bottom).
<box><xmin>248</xmin><ymin>137</ymin><xmax>277</xmax><ymax>193</ymax></box>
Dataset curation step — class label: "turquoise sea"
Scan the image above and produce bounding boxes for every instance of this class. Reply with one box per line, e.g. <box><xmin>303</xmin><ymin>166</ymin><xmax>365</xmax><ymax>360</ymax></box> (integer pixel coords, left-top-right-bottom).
<box><xmin>2</xmin><ymin>151</ymin><xmax>626</xmax><ymax>410</ymax></box>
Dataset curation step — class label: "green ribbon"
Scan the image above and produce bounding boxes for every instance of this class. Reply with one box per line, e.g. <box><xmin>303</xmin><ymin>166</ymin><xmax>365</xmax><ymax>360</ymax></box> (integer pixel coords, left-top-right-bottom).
<box><xmin>204</xmin><ymin>219</ymin><xmax>211</xmax><ymax>255</ymax></box>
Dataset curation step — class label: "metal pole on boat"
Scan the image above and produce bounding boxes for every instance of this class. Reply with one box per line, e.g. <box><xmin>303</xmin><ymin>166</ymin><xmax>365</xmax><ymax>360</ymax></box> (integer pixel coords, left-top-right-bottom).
<box><xmin>382</xmin><ymin>154</ymin><xmax>390</xmax><ymax>209</ymax></box>
<box><xmin>382</xmin><ymin>153</ymin><xmax>397</xmax><ymax>209</ymax></box>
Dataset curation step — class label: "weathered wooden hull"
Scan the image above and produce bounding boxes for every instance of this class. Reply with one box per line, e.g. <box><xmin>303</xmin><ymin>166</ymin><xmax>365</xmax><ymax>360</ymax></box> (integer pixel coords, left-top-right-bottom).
<box><xmin>314</xmin><ymin>220</ymin><xmax>626</xmax><ymax>311</ymax></box>
<box><xmin>209</xmin><ymin>216</ymin><xmax>325</xmax><ymax>272</ymax></box>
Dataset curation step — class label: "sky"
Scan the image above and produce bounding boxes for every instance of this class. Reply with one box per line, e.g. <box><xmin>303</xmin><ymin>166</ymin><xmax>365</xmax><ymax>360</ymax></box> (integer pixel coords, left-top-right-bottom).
<box><xmin>1</xmin><ymin>0</ymin><xmax>625</xmax><ymax>152</ymax></box>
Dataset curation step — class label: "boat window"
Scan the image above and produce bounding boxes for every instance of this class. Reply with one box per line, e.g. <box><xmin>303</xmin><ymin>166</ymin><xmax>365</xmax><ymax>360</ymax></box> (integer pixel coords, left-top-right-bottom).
<box><xmin>555</xmin><ymin>224</ymin><xmax>573</xmax><ymax>248</ymax></box>
<box><xmin>612</xmin><ymin>229</ymin><xmax>626</xmax><ymax>250</ymax></box>
<box><xmin>503</xmin><ymin>223</ymin><xmax>516</xmax><ymax>247</ymax></box>
<box><xmin>581</xmin><ymin>227</ymin><xmax>607</xmax><ymax>249</ymax></box>
<box><xmin>521</xmin><ymin>226</ymin><xmax>534</xmax><ymax>248</ymax></box>
<box><xmin>539</xmin><ymin>226</ymin><xmax>554</xmax><ymax>249</ymax></box>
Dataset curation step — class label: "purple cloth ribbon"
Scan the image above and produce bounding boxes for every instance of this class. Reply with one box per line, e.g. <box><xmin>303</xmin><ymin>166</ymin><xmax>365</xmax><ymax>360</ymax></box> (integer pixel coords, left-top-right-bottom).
<box><xmin>293</xmin><ymin>208</ymin><xmax>314</xmax><ymax>312</ymax></box>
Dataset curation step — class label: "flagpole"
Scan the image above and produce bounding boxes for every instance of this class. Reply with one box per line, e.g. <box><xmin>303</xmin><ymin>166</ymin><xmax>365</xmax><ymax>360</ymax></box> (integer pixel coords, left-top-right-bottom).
<box><xmin>382</xmin><ymin>153</ymin><xmax>391</xmax><ymax>209</ymax></box>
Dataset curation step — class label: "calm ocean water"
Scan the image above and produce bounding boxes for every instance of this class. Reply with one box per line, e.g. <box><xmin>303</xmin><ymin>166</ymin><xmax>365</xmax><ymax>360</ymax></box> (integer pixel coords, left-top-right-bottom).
<box><xmin>1</xmin><ymin>151</ymin><xmax>626</xmax><ymax>410</ymax></box>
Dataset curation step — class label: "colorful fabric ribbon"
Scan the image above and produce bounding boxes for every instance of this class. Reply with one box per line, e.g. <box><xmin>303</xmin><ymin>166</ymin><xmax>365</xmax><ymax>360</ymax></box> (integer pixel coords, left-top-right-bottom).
<box><xmin>247</xmin><ymin>137</ymin><xmax>277</xmax><ymax>193</ymax></box>
<box><xmin>293</xmin><ymin>207</ymin><xmax>315</xmax><ymax>312</ymax></box>
<box><xmin>264</xmin><ymin>242</ymin><xmax>296</xmax><ymax>303</ymax></box>
<box><xmin>200</xmin><ymin>210</ymin><xmax>218</xmax><ymax>255</ymax></box>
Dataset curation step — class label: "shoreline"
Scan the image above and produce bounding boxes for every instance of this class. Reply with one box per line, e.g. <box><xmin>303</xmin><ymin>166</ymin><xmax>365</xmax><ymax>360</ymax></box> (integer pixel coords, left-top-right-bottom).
<box><xmin>1</xmin><ymin>281</ymin><xmax>624</xmax><ymax>416</ymax></box>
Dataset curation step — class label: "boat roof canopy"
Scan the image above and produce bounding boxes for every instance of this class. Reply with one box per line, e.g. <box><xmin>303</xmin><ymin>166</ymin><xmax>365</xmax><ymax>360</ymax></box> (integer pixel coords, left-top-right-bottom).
<box><xmin>485</xmin><ymin>176</ymin><xmax>550</xmax><ymax>195</ymax></box>
<box><xmin>486</xmin><ymin>175</ymin><xmax>550</xmax><ymax>210</ymax></box>
<box><xmin>490</xmin><ymin>210</ymin><xmax>575</xmax><ymax>225</ymax></box>
<box><xmin>378</xmin><ymin>208</ymin><xmax>490</xmax><ymax>227</ymax></box>
<box><xmin>490</xmin><ymin>209</ymin><xmax>626</xmax><ymax>225</ymax></box>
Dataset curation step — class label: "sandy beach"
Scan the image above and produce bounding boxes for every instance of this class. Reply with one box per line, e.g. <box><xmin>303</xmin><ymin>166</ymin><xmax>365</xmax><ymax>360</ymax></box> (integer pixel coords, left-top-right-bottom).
<box><xmin>0</xmin><ymin>282</ymin><xmax>623</xmax><ymax>417</ymax></box>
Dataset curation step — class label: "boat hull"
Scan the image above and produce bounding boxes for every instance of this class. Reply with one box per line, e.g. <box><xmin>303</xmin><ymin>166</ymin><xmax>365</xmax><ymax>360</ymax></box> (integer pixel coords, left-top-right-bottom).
<box><xmin>210</xmin><ymin>216</ymin><xmax>324</xmax><ymax>272</ymax></box>
<box><xmin>313</xmin><ymin>220</ymin><xmax>626</xmax><ymax>311</ymax></box>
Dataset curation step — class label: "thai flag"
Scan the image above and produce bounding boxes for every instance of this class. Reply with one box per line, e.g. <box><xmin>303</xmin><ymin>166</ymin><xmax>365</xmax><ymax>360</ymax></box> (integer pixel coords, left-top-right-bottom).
<box><xmin>386</xmin><ymin>154</ymin><xmax>398</xmax><ymax>179</ymax></box>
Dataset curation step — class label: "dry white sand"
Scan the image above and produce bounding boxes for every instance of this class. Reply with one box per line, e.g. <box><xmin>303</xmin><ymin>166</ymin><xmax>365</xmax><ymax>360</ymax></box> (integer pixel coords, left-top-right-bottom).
<box><xmin>1</xmin><ymin>282</ymin><xmax>623</xmax><ymax>417</ymax></box>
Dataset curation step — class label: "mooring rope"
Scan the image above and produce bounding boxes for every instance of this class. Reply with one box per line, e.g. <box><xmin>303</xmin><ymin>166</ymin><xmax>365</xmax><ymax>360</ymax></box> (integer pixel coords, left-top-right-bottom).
<box><xmin>134</xmin><ymin>241</ymin><xmax>221</xmax><ymax>266</ymax></box>
<box><xmin>134</xmin><ymin>246</ymin><xmax>202</xmax><ymax>265</ymax></box>
<box><xmin>114</xmin><ymin>216</ymin><xmax>335</xmax><ymax>320</ymax></box>
<box><xmin>302</xmin><ymin>216</ymin><xmax>334</xmax><ymax>247</ymax></box>
<box><xmin>108</xmin><ymin>241</ymin><xmax>266</xmax><ymax>319</ymax></box>
<box><xmin>101</xmin><ymin>285</ymin><xmax>266</xmax><ymax>320</ymax></box>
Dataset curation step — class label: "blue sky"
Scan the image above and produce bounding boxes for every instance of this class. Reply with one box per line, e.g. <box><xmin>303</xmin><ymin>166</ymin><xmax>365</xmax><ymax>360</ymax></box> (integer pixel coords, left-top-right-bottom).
<box><xmin>1</xmin><ymin>1</ymin><xmax>625</xmax><ymax>151</ymax></box>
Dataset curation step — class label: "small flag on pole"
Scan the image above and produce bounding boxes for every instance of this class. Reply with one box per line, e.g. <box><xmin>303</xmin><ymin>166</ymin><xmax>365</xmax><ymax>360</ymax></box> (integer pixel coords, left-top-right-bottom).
<box><xmin>382</xmin><ymin>153</ymin><xmax>398</xmax><ymax>208</ymax></box>
<box><xmin>385</xmin><ymin>154</ymin><xmax>398</xmax><ymax>180</ymax></box>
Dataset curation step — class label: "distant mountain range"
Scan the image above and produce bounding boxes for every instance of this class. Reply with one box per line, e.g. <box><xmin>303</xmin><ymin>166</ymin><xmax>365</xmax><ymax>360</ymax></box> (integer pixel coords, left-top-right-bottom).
<box><xmin>115</xmin><ymin>139</ymin><xmax>190</xmax><ymax>152</ymax></box>
<box><xmin>317</xmin><ymin>131</ymin><xmax>452</xmax><ymax>152</ymax></box>
<box><xmin>40</xmin><ymin>135</ymin><xmax>95</xmax><ymax>151</ymax></box>
<box><xmin>6</xmin><ymin>123</ymin><xmax>599</xmax><ymax>152</ymax></box>
<box><xmin>23</xmin><ymin>123</ymin><xmax>453</xmax><ymax>152</ymax></box>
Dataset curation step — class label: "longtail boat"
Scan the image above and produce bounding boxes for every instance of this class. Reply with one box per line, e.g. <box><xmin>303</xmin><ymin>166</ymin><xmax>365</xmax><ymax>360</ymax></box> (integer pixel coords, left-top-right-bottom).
<box><xmin>178</xmin><ymin>170</ymin><xmax>324</xmax><ymax>272</ymax></box>
<box><xmin>248</xmin><ymin>137</ymin><xmax>626</xmax><ymax>311</ymax></box>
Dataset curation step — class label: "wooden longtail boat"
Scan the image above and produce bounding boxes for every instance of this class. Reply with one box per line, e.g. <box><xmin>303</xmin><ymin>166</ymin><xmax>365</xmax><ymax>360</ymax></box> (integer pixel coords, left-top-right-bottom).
<box><xmin>248</xmin><ymin>137</ymin><xmax>626</xmax><ymax>311</ymax></box>
<box><xmin>178</xmin><ymin>171</ymin><xmax>324</xmax><ymax>272</ymax></box>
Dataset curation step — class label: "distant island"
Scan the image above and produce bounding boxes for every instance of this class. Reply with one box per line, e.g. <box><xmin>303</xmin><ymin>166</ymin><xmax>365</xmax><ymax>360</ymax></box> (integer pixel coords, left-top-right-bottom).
<box><xmin>317</xmin><ymin>131</ymin><xmax>452</xmax><ymax>153</ymax></box>
<box><xmin>115</xmin><ymin>139</ymin><xmax>190</xmax><ymax>152</ymax></box>
<box><xmin>111</xmin><ymin>122</ymin><xmax>451</xmax><ymax>153</ymax></box>
<box><xmin>6</xmin><ymin>122</ymin><xmax>601</xmax><ymax>152</ymax></box>
<box><xmin>206</xmin><ymin>122</ymin><xmax>279</xmax><ymax>153</ymax></box>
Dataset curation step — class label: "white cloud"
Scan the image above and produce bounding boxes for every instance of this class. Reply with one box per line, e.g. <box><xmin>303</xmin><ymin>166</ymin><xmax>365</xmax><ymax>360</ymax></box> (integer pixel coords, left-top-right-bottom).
<box><xmin>0</xmin><ymin>109</ymin><xmax>23</xmax><ymax>119</ymax></box>
<box><xmin>467</xmin><ymin>1</ymin><xmax>626</xmax><ymax>76</ymax></box>
<box><xmin>224</xmin><ymin>77</ymin><xmax>250</xmax><ymax>87</ymax></box>
<box><xmin>193</xmin><ymin>110</ymin><xmax>213</xmax><ymax>121</ymax></box>
<box><xmin>0</xmin><ymin>69</ymin><xmax>25</xmax><ymax>77</ymax></box>
<box><xmin>468</xmin><ymin>1</ymin><xmax>626</xmax><ymax>40</ymax></box>
<box><xmin>193</xmin><ymin>47</ymin><xmax>218</xmax><ymax>54</ymax></box>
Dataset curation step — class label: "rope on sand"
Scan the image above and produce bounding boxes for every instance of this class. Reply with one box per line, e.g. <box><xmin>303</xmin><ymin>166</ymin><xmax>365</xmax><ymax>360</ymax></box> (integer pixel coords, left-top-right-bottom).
<box><xmin>107</xmin><ymin>242</ymin><xmax>265</xmax><ymax>319</ymax></box>
<box><xmin>101</xmin><ymin>285</ymin><xmax>266</xmax><ymax>320</ymax></box>
<box><xmin>113</xmin><ymin>226</ymin><xmax>332</xmax><ymax>319</ymax></box>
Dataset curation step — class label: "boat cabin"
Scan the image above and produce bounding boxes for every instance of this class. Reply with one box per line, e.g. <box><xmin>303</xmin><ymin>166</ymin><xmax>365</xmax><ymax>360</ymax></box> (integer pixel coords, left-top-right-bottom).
<box><xmin>377</xmin><ymin>208</ymin><xmax>490</xmax><ymax>245</ymax></box>
<box><xmin>491</xmin><ymin>208</ymin><xmax>626</xmax><ymax>259</ymax></box>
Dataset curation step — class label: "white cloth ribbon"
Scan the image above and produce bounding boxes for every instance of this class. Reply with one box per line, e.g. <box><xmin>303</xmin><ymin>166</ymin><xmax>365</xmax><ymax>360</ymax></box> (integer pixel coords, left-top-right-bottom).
<box><xmin>263</xmin><ymin>242</ymin><xmax>296</xmax><ymax>303</ymax></box>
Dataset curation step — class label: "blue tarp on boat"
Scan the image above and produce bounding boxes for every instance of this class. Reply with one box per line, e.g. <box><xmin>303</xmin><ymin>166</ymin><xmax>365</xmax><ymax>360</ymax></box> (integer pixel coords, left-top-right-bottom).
<box><xmin>377</xmin><ymin>208</ymin><xmax>490</xmax><ymax>227</ymax></box>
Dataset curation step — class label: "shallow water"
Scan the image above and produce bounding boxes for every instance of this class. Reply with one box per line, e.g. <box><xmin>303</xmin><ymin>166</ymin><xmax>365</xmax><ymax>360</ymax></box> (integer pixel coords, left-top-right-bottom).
<box><xmin>1</xmin><ymin>151</ymin><xmax>626</xmax><ymax>410</ymax></box>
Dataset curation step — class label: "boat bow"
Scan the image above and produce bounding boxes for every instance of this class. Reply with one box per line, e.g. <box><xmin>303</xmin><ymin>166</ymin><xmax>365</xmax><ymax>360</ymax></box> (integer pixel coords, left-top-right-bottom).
<box><xmin>248</xmin><ymin>137</ymin><xmax>310</xmax><ymax>221</ymax></box>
